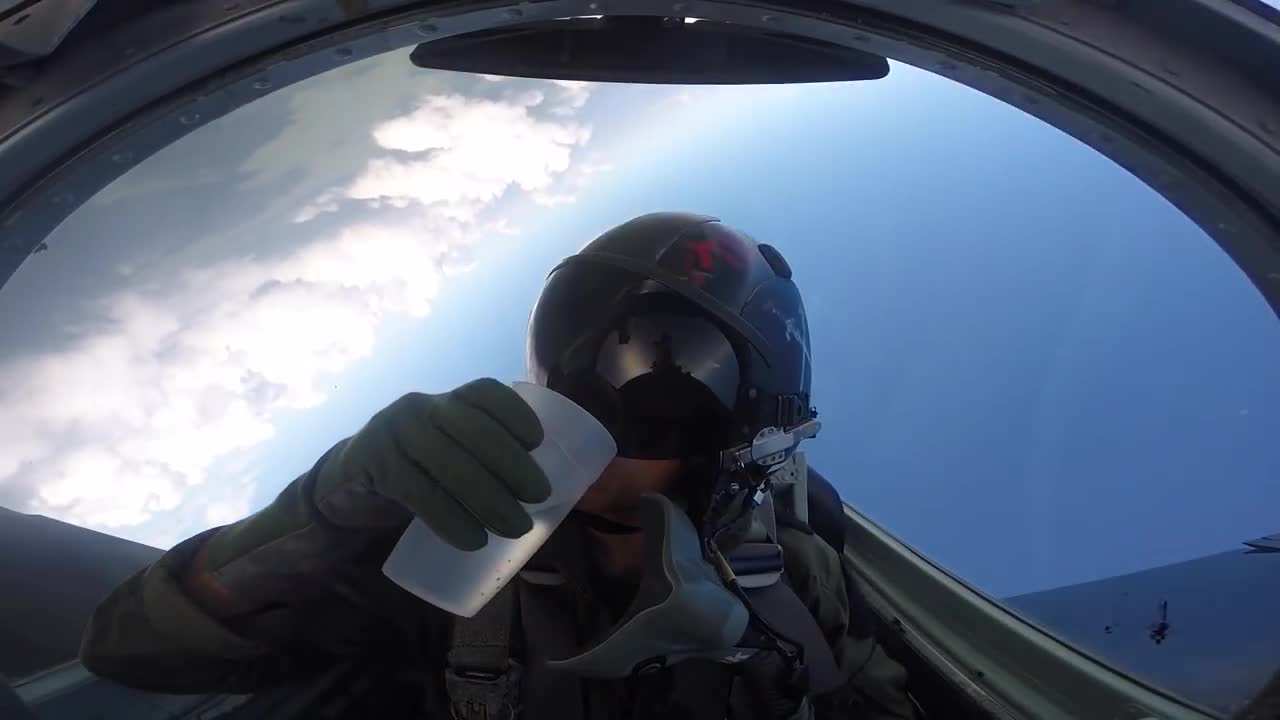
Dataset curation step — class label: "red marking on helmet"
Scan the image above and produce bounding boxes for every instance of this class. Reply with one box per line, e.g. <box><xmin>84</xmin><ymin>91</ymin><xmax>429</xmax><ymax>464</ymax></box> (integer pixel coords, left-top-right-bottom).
<box><xmin>716</xmin><ymin>235</ymin><xmax>747</xmax><ymax>270</ymax></box>
<box><xmin>688</xmin><ymin>239</ymin><xmax>717</xmax><ymax>272</ymax></box>
<box><xmin>687</xmin><ymin>231</ymin><xmax>747</xmax><ymax>274</ymax></box>
<box><xmin>672</xmin><ymin>226</ymin><xmax>750</xmax><ymax>290</ymax></box>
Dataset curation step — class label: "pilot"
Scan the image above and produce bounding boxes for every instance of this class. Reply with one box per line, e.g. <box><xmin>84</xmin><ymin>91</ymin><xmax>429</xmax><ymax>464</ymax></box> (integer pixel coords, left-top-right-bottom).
<box><xmin>79</xmin><ymin>213</ymin><xmax>916</xmax><ymax>720</ymax></box>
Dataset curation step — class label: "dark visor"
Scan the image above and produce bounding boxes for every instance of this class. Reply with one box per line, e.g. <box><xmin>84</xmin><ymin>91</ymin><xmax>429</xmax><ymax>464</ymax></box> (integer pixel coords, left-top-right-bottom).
<box><xmin>527</xmin><ymin>263</ymin><xmax>741</xmax><ymax>459</ymax></box>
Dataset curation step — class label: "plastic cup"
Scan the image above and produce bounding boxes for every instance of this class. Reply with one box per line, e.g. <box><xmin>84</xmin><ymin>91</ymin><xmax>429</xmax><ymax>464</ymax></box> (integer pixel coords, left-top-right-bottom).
<box><xmin>381</xmin><ymin>381</ymin><xmax>617</xmax><ymax>617</ymax></box>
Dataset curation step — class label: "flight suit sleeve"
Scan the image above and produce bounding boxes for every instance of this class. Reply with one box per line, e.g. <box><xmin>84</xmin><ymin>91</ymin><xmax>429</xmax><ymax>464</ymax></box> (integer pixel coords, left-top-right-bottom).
<box><xmin>78</xmin><ymin>527</ymin><xmax>335</xmax><ymax>693</ymax></box>
<box><xmin>777</xmin><ymin>526</ymin><xmax>916</xmax><ymax>720</ymax></box>
<box><xmin>79</xmin><ymin>479</ymin><xmax>454</xmax><ymax>695</ymax></box>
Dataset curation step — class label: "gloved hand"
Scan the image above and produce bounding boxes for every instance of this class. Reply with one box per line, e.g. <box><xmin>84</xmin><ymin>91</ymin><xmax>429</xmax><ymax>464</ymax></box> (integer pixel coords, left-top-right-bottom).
<box><xmin>313</xmin><ymin>378</ymin><xmax>552</xmax><ymax>550</ymax></box>
<box><xmin>189</xmin><ymin>378</ymin><xmax>551</xmax><ymax>616</ymax></box>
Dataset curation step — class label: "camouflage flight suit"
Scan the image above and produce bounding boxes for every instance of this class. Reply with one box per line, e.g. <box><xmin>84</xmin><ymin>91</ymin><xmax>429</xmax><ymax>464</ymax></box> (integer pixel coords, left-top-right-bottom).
<box><xmin>79</xmin><ymin>464</ymin><xmax>916</xmax><ymax>720</ymax></box>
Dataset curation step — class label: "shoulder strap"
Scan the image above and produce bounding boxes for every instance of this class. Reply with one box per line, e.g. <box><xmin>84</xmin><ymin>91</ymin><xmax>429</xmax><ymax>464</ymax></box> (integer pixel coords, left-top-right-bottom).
<box><xmin>448</xmin><ymin>573</ymin><xmax>590</xmax><ymax>720</ymax></box>
<box><xmin>740</xmin><ymin>580</ymin><xmax>841</xmax><ymax>695</ymax></box>
<box><xmin>789</xmin><ymin>465</ymin><xmax>877</xmax><ymax>641</ymax></box>
<box><xmin>518</xmin><ymin>579</ymin><xmax>587</xmax><ymax>720</ymax></box>
<box><xmin>447</xmin><ymin>583</ymin><xmax>522</xmax><ymax>720</ymax></box>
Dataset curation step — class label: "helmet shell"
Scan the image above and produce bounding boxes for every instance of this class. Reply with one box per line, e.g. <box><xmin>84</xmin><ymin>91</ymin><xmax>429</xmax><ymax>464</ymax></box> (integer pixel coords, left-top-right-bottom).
<box><xmin>527</xmin><ymin>212</ymin><xmax>813</xmax><ymax>457</ymax></box>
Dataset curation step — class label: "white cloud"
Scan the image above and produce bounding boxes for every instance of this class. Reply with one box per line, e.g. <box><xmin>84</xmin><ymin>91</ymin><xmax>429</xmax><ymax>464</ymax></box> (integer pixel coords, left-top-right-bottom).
<box><xmin>532</xmin><ymin>191</ymin><xmax>577</xmax><ymax>207</ymax></box>
<box><xmin>204</xmin><ymin>477</ymin><xmax>257</xmax><ymax>528</ymax></box>
<box><xmin>0</xmin><ymin>217</ymin><xmax>462</xmax><ymax>532</ymax></box>
<box><xmin>297</xmin><ymin>90</ymin><xmax>591</xmax><ymax>224</ymax></box>
<box><xmin>572</xmin><ymin>160</ymin><xmax>614</xmax><ymax>188</ymax></box>
<box><xmin>294</xmin><ymin>190</ymin><xmax>342</xmax><ymax>223</ymax></box>
<box><xmin>485</xmin><ymin>218</ymin><xmax>521</xmax><ymax>237</ymax></box>
<box><xmin>0</xmin><ymin>76</ymin><xmax>595</xmax><ymax>544</ymax></box>
<box><xmin>526</xmin><ymin>155</ymin><xmax>613</xmax><ymax>207</ymax></box>
<box><xmin>549</xmin><ymin>80</ymin><xmax>593</xmax><ymax>117</ymax></box>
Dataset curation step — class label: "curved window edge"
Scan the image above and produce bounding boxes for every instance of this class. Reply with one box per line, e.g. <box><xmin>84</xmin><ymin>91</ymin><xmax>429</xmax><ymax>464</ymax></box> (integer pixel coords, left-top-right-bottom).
<box><xmin>842</xmin><ymin>504</ymin><xmax>1221</xmax><ymax>720</ymax></box>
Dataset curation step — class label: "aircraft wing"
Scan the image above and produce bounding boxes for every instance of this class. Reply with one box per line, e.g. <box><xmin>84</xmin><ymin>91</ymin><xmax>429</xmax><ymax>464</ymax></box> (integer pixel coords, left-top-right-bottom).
<box><xmin>1243</xmin><ymin>533</ymin><xmax>1280</xmax><ymax>554</ymax></box>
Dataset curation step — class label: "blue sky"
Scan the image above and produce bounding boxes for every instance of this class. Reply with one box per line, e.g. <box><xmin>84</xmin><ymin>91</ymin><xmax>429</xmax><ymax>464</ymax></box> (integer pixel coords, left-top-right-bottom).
<box><xmin>1</xmin><ymin>48</ymin><xmax>1276</xmax><ymax>611</ymax></box>
<box><xmin>290</xmin><ymin>71</ymin><xmax>1280</xmax><ymax>599</ymax></box>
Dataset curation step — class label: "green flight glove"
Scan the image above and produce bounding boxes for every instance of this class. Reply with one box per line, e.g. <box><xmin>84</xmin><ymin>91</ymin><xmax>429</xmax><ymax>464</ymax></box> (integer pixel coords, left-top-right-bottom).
<box><xmin>196</xmin><ymin>379</ymin><xmax>552</xmax><ymax>612</ymax></box>
<box><xmin>312</xmin><ymin>378</ymin><xmax>552</xmax><ymax>550</ymax></box>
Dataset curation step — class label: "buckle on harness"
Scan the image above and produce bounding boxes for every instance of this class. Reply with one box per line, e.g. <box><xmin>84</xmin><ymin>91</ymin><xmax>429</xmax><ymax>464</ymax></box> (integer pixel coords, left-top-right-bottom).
<box><xmin>445</xmin><ymin>662</ymin><xmax>522</xmax><ymax>720</ymax></box>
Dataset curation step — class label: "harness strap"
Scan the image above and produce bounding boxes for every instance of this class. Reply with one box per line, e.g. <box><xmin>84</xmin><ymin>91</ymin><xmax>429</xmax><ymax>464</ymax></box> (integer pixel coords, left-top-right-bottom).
<box><xmin>741</xmin><ymin>581</ymin><xmax>841</xmax><ymax>695</ymax></box>
<box><xmin>447</xmin><ymin>583</ymin><xmax>521</xmax><ymax>720</ymax></box>
<box><xmin>518</xmin><ymin>580</ymin><xmax>587</xmax><ymax>720</ymax></box>
<box><xmin>446</xmin><ymin>535</ymin><xmax>838</xmax><ymax>720</ymax></box>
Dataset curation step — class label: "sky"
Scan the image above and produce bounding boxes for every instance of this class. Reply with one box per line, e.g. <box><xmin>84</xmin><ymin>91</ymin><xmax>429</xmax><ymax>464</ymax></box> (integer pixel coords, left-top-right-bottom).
<box><xmin>0</xmin><ymin>42</ymin><xmax>1277</xmax><ymax>620</ymax></box>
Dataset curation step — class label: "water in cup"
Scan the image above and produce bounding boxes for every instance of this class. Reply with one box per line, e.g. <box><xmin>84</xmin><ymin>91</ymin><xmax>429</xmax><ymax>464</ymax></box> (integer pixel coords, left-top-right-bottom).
<box><xmin>382</xmin><ymin>381</ymin><xmax>616</xmax><ymax>617</ymax></box>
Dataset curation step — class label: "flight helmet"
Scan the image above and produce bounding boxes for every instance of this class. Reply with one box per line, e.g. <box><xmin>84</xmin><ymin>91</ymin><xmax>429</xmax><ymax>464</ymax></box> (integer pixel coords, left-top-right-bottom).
<box><xmin>526</xmin><ymin>212</ymin><xmax>819</xmax><ymax>539</ymax></box>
